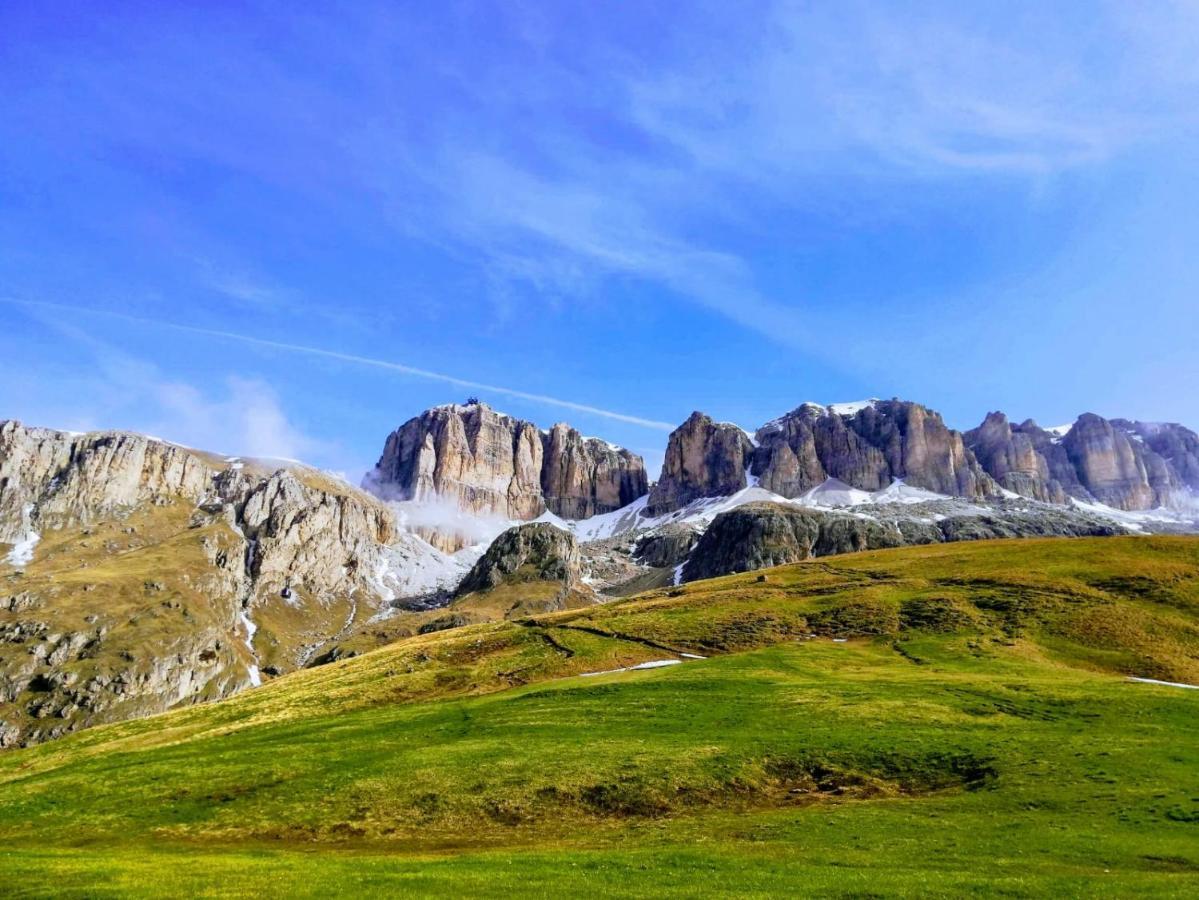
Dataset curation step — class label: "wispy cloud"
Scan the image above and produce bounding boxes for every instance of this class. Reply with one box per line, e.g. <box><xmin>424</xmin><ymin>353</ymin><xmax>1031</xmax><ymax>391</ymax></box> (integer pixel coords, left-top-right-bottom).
<box><xmin>378</xmin><ymin>0</ymin><xmax>1199</xmax><ymax>355</ymax></box>
<box><xmin>2</xmin><ymin>315</ymin><xmax>330</xmax><ymax>461</ymax></box>
<box><xmin>2</xmin><ymin>298</ymin><xmax>677</xmax><ymax>431</ymax></box>
<box><xmin>626</xmin><ymin>1</ymin><xmax>1195</xmax><ymax>178</ymax></box>
<box><xmin>151</xmin><ymin>375</ymin><xmax>321</xmax><ymax>461</ymax></box>
<box><xmin>8</xmin><ymin>0</ymin><xmax>1199</xmax><ymax>414</ymax></box>
<box><xmin>424</xmin><ymin>151</ymin><xmax>811</xmax><ymax>348</ymax></box>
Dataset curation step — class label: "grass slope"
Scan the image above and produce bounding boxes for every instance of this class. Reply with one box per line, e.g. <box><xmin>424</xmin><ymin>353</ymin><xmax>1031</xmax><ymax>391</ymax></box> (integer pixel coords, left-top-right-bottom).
<box><xmin>1</xmin><ymin>536</ymin><xmax>1197</xmax><ymax>897</ymax></box>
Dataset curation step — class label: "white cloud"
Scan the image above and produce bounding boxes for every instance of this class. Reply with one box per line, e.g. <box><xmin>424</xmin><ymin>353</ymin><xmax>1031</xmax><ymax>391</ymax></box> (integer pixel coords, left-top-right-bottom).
<box><xmin>3</xmin><ymin>315</ymin><xmax>330</xmax><ymax>463</ymax></box>
<box><xmin>149</xmin><ymin>375</ymin><xmax>321</xmax><ymax>461</ymax></box>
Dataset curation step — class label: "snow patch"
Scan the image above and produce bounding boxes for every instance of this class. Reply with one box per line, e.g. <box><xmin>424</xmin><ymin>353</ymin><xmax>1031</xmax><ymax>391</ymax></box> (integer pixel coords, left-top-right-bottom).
<box><xmin>238</xmin><ymin>607</ymin><xmax>262</xmax><ymax>687</ymax></box>
<box><xmin>372</xmin><ymin>531</ymin><xmax>480</xmax><ymax>608</ymax></box>
<box><xmin>580</xmin><ymin>658</ymin><xmax>683</xmax><ymax>677</ymax></box>
<box><xmin>583</xmin><ymin>435</ymin><xmax>624</xmax><ymax>452</ymax></box>
<box><xmin>796</xmin><ymin>478</ymin><xmax>874</xmax><ymax>508</ymax></box>
<box><xmin>4</xmin><ymin>531</ymin><xmax>39</xmax><ymax>568</ymax></box>
<box><xmin>3</xmin><ymin>503</ymin><xmax>39</xmax><ymax>568</ymax></box>
<box><xmin>827</xmin><ymin>399</ymin><xmax>880</xmax><ymax>416</ymax></box>
<box><xmin>1127</xmin><ymin>676</ymin><xmax>1199</xmax><ymax>690</ymax></box>
<box><xmin>566</xmin><ymin>494</ymin><xmax>652</xmax><ymax>542</ymax></box>
<box><xmin>1066</xmin><ymin>497</ymin><xmax>1197</xmax><ymax>533</ymax></box>
<box><xmin>1045</xmin><ymin>423</ymin><xmax>1073</xmax><ymax>444</ymax></box>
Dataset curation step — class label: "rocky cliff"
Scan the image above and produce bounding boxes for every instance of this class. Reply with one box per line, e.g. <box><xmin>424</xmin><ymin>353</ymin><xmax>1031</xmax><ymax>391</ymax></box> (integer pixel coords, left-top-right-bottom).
<box><xmin>964</xmin><ymin>413</ymin><xmax>1077</xmax><ymax>504</ymax></box>
<box><xmin>965</xmin><ymin>412</ymin><xmax>1199</xmax><ymax>511</ymax></box>
<box><xmin>541</xmin><ymin>423</ymin><xmax>649</xmax><ymax>519</ymax></box>
<box><xmin>1062</xmin><ymin>414</ymin><xmax>1166</xmax><ymax>510</ymax></box>
<box><xmin>0</xmin><ymin>421</ymin><xmax>396</xmax><ymax>748</ymax></box>
<box><xmin>646</xmin><ymin>412</ymin><xmax>755</xmax><ymax>515</ymax></box>
<box><xmin>646</xmin><ymin>401</ymin><xmax>995</xmax><ymax>517</ymax></box>
<box><xmin>0</xmin><ymin>421</ymin><xmax>214</xmax><ymax>535</ymax></box>
<box><xmin>366</xmin><ymin>402</ymin><xmax>648</xmax><ymax>528</ymax></box>
<box><xmin>1112</xmin><ymin>420</ymin><xmax>1199</xmax><ymax>492</ymax></box>
<box><xmin>752</xmin><ymin>400</ymin><xmax>994</xmax><ymax>501</ymax></box>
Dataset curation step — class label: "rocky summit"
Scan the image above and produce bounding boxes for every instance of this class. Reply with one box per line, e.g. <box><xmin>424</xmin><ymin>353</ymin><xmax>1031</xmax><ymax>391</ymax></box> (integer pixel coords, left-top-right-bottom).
<box><xmin>966</xmin><ymin>411</ymin><xmax>1199</xmax><ymax>511</ymax></box>
<box><xmin>752</xmin><ymin>400</ymin><xmax>993</xmax><ymax>501</ymax></box>
<box><xmin>647</xmin><ymin>412</ymin><xmax>755</xmax><ymax>516</ymax></box>
<box><xmin>454</xmin><ymin>522</ymin><xmax>582</xmax><ymax>596</ymax></box>
<box><xmin>366</xmin><ymin>402</ymin><xmax>648</xmax><ymax>535</ymax></box>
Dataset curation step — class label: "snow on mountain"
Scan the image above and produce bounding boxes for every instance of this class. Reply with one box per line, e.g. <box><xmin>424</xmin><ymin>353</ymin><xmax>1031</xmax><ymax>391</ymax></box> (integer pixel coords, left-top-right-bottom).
<box><xmin>3</xmin><ymin>529</ymin><xmax>39</xmax><ymax>567</ymax></box>
<box><xmin>549</xmin><ymin>477</ymin><xmax>956</xmax><ymax>544</ymax></box>
<box><xmin>1045</xmin><ymin>423</ymin><xmax>1073</xmax><ymax>444</ymax></box>
<box><xmin>795</xmin><ymin>478</ymin><xmax>874</xmax><ymax>508</ymax></box>
<box><xmin>827</xmin><ymin>399</ymin><xmax>880</xmax><ymax>416</ymax></box>
<box><xmin>374</xmin><ymin>530</ymin><xmax>481</xmax><ymax>605</ymax></box>
<box><xmin>1064</xmin><ymin>497</ymin><xmax>1198</xmax><ymax>533</ymax></box>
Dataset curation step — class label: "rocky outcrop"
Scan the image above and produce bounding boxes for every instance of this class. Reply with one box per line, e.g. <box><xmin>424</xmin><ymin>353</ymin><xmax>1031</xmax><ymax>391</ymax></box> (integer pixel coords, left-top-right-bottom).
<box><xmin>367</xmin><ymin>403</ymin><xmax>546</xmax><ymax>520</ymax></box>
<box><xmin>966</xmin><ymin>412</ymin><xmax>1199</xmax><ymax>512</ymax></box>
<box><xmin>751</xmin><ymin>400</ymin><xmax>994</xmax><ymax>501</ymax></box>
<box><xmin>681</xmin><ymin>503</ymin><xmax>902</xmax><ymax>582</ymax></box>
<box><xmin>1</xmin><ymin>421</ymin><xmax>399</xmax><ymax>749</ymax></box>
<box><xmin>1112</xmin><ymin>420</ymin><xmax>1199</xmax><ymax>492</ymax></box>
<box><xmin>1061</xmin><ymin>414</ymin><xmax>1161</xmax><ymax>510</ymax></box>
<box><xmin>454</xmin><ymin>523</ymin><xmax>581</xmax><ymax>596</ymax></box>
<box><xmin>212</xmin><ymin>468</ymin><xmax>394</xmax><ymax>603</ymax></box>
<box><xmin>646</xmin><ymin>412</ymin><xmax>754</xmax><ymax>515</ymax></box>
<box><xmin>366</xmin><ymin>402</ymin><xmax>647</xmax><ymax>523</ymax></box>
<box><xmin>0</xmin><ymin>421</ymin><xmax>213</xmax><ymax>539</ymax></box>
<box><xmin>681</xmin><ymin>500</ymin><xmax>1124</xmax><ymax>583</ymax></box>
<box><xmin>540</xmin><ymin>423</ymin><xmax>648</xmax><ymax>519</ymax></box>
<box><xmin>633</xmin><ymin>525</ymin><xmax>700</xmax><ymax>569</ymax></box>
<box><xmin>964</xmin><ymin>412</ymin><xmax>1075</xmax><ymax>504</ymax></box>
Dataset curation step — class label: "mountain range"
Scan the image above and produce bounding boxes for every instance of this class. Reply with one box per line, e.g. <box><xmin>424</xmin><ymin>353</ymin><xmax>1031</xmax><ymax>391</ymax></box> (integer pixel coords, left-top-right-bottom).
<box><xmin>2</xmin><ymin>396</ymin><xmax>1197</xmax><ymax>748</ymax></box>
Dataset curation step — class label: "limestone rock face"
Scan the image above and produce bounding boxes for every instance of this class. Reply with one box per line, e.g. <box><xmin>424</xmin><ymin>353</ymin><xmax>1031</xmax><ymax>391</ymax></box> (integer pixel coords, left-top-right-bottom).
<box><xmin>0</xmin><ymin>422</ymin><xmax>213</xmax><ymax>539</ymax></box>
<box><xmin>369</xmin><ymin>403</ymin><xmax>546</xmax><ymax>519</ymax></box>
<box><xmin>215</xmin><ymin>469</ymin><xmax>394</xmax><ymax>604</ymax></box>
<box><xmin>633</xmin><ymin>525</ymin><xmax>700</xmax><ymax>569</ymax></box>
<box><xmin>964</xmin><ymin>413</ymin><xmax>1072</xmax><ymax>504</ymax></box>
<box><xmin>751</xmin><ymin>401</ymin><xmax>994</xmax><ymax>501</ymax></box>
<box><xmin>1063</xmin><ymin>414</ymin><xmax>1172</xmax><ymax>510</ymax></box>
<box><xmin>646</xmin><ymin>412</ymin><xmax>755</xmax><ymax>515</ymax></box>
<box><xmin>966</xmin><ymin>412</ymin><xmax>1199</xmax><ymax>511</ymax></box>
<box><xmin>540</xmin><ymin>423</ymin><xmax>648</xmax><ymax>519</ymax></box>
<box><xmin>1112</xmin><ymin>420</ymin><xmax>1199</xmax><ymax>493</ymax></box>
<box><xmin>0</xmin><ymin>421</ymin><xmax>398</xmax><ymax>748</ymax></box>
<box><xmin>367</xmin><ymin>403</ymin><xmax>647</xmax><ymax>522</ymax></box>
<box><xmin>682</xmin><ymin>503</ymin><xmax>902</xmax><ymax>582</ymax></box>
<box><xmin>454</xmin><ymin>523</ymin><xmax>581</xmax><ymax>596</ymax></box>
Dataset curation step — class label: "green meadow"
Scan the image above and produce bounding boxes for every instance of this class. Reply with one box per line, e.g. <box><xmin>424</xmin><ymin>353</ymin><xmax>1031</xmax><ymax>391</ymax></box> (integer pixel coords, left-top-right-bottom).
<box><xmin>2</xmin><ymin>537</ymin><xmax>1197</xmax><ymax>897</ymax></box>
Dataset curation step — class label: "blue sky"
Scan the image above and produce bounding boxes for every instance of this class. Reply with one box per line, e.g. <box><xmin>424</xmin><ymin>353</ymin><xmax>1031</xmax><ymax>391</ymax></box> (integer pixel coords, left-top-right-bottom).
<box><xmin>3</xmin><ymin>1</ymin><xmax>1198</xmax><ymax>480</ymax></box>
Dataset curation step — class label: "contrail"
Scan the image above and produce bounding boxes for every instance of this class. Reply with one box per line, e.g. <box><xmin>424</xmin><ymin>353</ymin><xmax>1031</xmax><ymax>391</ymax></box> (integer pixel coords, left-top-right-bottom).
<box><xmin>3</xmin><ymin>298</ymin><xmax>676</xmax><ymax>431</ymax></box>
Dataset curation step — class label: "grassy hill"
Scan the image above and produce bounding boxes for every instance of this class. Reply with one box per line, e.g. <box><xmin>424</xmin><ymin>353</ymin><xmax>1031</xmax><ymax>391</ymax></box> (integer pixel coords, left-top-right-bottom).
<box><xmin>1</xmin><ymin>536</ymin><xmax>1197</xmax><ymax>897</ymax></box>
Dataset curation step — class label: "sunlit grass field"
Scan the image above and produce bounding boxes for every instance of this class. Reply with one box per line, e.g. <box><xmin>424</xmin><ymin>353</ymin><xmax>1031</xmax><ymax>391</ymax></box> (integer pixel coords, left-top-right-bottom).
<box><xmin>2</xmin><ymin>537</ymin><xmax>1197</xmax><ymax>897</ymax></box>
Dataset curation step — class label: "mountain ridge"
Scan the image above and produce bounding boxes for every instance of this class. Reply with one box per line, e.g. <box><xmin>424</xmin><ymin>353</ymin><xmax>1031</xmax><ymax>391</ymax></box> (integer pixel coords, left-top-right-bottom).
<box><xmin>4</xmin><ymin>394</ymin><xmax>1199</xmax><ymax>748</ymax></box>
